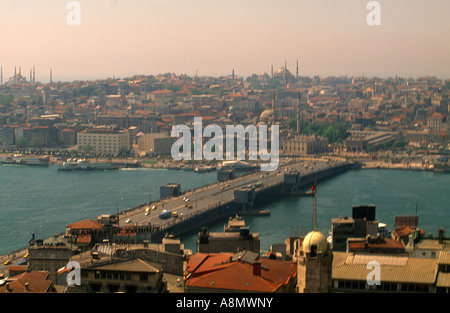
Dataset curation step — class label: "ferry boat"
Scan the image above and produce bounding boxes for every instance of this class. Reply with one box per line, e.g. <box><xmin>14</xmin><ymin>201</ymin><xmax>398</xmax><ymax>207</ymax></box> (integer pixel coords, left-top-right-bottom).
<box><xmin>57</xmin><ymin>158</ymin><xmax>118</xmax><ymax>171</ymax></box>
<box><xmin>193</xmin><ymin>165</ymin><xmax>215</xmax><ymax>173</ymax></box>
<box><xmin>0</xmin><ymin>154</ymin><xmax>50</xmax><ymax>166</ymax></box>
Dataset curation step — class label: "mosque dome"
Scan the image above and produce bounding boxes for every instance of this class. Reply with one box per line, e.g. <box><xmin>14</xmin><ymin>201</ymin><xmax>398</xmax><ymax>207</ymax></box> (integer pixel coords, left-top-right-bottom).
<box><xmin>302</xmin><ymin>230</ymin><xmax>328</xmax><ymax>254</ymax></box>
<box><xmin>259</xmin><ymin>108</ymin><xmax>274</xmax><ymax>121</ymax></box>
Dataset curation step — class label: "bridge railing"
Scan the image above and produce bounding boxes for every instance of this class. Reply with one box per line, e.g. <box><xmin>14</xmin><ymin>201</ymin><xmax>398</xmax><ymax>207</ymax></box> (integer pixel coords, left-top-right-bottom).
<box><xmin>155</xmin><ymin>197</ymin><xmax>235</xmax><ymax>233</ymax></box>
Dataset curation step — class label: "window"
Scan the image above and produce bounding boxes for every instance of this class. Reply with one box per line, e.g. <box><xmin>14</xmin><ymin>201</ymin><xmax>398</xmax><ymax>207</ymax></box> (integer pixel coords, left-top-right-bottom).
<box><xmin>310</xmin><ymin>245</ymin><xmax>317</xmax><ymax>257</ymax></box>
<box><xmin>140</xmin><ymin>273</ymin><xmax>148</xmax><ymax>282</ymax></box>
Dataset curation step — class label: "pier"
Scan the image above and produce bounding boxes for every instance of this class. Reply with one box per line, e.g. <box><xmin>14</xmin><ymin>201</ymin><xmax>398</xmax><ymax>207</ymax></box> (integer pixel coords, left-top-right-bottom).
<box><xmin>114</xmin><ymin>158</ymin><xmax>359</xmax><ymax>243</ymax></box>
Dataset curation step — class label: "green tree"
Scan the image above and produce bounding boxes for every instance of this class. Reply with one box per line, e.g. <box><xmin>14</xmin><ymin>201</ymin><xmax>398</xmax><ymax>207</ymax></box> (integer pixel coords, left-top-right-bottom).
<box><xmin>78</xmin><ymin>144</ymin><xmax>94</xmax><ymax>153</ymax></box>
<box><xmin>29</xmin><ymin>136</ymin><xmax>46</xmax><ymax>148</ymax></box>
<box><xmin>16</xmin><ymin>136</ymin><xmax>28</xmax><ymax>150</ymax></box>
<box><xmin>0</xmin><ymin>94</ymin><xmax>14</xmax><ymax>106</ymax></box>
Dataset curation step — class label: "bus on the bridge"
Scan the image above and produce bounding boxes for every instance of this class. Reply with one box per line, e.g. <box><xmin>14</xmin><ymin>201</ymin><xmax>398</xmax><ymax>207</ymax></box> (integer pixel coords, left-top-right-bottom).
<box><xmin>254</xmin><ymin>181</ymin><xmax>263</xmax><ymax>188</ymax></box>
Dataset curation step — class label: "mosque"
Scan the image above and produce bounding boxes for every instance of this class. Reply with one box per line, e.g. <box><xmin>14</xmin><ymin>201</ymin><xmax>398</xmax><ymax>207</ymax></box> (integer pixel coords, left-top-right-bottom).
<box><xmin>256</xmin><ymin>86</ymin><xmax>329</xmax><ymax>156</ymax></box>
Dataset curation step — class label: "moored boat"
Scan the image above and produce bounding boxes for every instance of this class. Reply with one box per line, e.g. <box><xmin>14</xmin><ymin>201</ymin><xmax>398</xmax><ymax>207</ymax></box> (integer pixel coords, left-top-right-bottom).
<box><xmin>57</xmin><ymin>158</ymin><xmax>118</xmax><ymax>171</ymax></box>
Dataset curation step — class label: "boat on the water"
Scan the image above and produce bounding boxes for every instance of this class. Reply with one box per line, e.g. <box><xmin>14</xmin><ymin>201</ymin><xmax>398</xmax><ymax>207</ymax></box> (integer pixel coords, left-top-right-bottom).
<box><xmin>0</xmin><ymin>154</ymin><xmax>50</xmax><ymax>166</ymax></box>
<box><xmin>193</xmin><ymin>165</ymin><xmax>215</xmax><ymax>173</ymax></box>
<box><xmin>57</xmin><ymin>158</ymin><xmax>118</xmax><ymax>171</ymax></box>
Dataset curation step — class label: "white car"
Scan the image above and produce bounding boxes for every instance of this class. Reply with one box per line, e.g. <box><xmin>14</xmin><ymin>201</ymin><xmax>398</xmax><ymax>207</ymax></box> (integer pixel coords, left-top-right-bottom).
<box><xmin>125</xmin><ymin>218</ymin><xmax>132</xmax><ymax>224</ymax></box>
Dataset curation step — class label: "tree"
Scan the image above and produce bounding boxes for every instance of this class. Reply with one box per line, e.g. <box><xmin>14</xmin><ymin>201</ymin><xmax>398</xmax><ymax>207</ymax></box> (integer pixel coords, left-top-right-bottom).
<box><xmin>29</xmin><ymin>136</ymin><xmax>46</xmax><ymax>148</ymax></box>
<box><xmin>78</xmin><ymin>144</ymin><xmax>94</xmax><ymax>153</ymax></box>
<box><xmin>16</xmin><ymin>136</ymin><xmax>28</xmax><ymax>150</ymax></box>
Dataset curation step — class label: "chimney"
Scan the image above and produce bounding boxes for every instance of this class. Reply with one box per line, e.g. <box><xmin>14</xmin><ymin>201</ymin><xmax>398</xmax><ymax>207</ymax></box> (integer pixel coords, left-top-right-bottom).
<box><xmin>438</xmin><ymin>228</ymin><xmax>445</xmax><ymax>244</ymax></box>
<box><xmin>253</xmin><ymin>261</ymin><xmax>261</xmax><ymax>276</ymax></box>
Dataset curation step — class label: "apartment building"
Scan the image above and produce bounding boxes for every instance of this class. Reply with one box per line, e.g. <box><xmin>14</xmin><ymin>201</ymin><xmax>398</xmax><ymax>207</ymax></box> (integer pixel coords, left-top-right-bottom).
<box><xmin>77</xmin><ymin>127</ymin><xmax>129</xmax><ymax>156</ymax></box>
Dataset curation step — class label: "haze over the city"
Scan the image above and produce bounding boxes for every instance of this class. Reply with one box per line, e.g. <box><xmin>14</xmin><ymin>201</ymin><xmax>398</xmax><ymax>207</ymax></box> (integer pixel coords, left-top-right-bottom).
<box><xmin>1</xmin><ymin>0</ymin><xmax>449</xmax><ymax>82</ymax></box>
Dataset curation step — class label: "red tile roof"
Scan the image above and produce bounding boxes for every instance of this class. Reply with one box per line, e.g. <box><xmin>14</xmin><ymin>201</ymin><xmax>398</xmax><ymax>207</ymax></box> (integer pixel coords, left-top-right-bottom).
<box><xmin>67</xmin><ymin>219</ymin><xmax>103</xmax><ymax>230</ymax></box>
<box><xmin>185</xmin><ymin>252</ymin><xmax>297</xmax><ymax>292</ymax></box>
<box><xmin>0</xmin><ymin>271</ymin><xmax>52</xmax><ymax>293</ymax></box>
<box><xmin>76</xmin><ymin>234</ymin><xmax>92</xmax><ymax>244</ymax></box>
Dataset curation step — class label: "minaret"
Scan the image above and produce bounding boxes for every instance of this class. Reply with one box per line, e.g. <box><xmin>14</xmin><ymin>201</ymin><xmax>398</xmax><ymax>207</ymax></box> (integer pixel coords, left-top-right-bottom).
<box><xmin>272</xmin><ymin>91</ymin><xmax>277</xmax><ymax>122</ymax></box>
<box><xmin>1</xmin><ymin>66</ymin><xmax>2</xmax><ymax>85</ymax></box>
<box><xmin>50</xmin><ymin>69</ymin><xmax>52</xmax><ymax>84</ymax></box>
<box><xmin>33</xmin><ymin>66</ymin><xmax>35</xmax><ymax>83</ymax></box>
<box><xmin>296</xmin><ymin>59</ymin><xmax>299</xmax><ymax>79</ymax></box>
<box><xmin>297</xmin><ymin>90</ymin><xmax>301</xmax><ymax>135</ymax></box>
<box><xmin>30</xmin><ymin>70</ymin><xmax>32</xmax><ymax>83</ymax></box>
<box><xmin>271</xmin><ymin>64</ymin><xmax>273</xmax><ymax>78</ymax></box>
<box><xmin>14</xmin><ymin>66</ymin><xmax>17</xmax><ymax>83</ymax></box>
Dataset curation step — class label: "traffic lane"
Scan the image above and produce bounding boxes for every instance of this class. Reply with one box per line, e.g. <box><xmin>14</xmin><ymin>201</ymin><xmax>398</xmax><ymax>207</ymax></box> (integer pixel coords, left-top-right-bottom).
<box><xmin>118</xmin><ymin>160</ymin><xmax>340</xmax><ymax>226</ymax></box>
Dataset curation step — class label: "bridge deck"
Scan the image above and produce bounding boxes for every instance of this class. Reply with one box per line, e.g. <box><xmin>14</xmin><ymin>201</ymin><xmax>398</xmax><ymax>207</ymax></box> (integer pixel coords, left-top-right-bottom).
<box><xmin>116</xmin><ymin>158</ymin><xmax>354</xmax><ymax>238</ymax></box>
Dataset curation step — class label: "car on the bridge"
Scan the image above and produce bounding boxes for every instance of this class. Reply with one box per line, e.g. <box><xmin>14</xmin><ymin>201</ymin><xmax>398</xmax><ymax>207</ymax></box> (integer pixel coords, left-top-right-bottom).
<box><xmin>159</xmin><ymin>210</ymin><xmax>171</xmax><ymax>219</ymax></box>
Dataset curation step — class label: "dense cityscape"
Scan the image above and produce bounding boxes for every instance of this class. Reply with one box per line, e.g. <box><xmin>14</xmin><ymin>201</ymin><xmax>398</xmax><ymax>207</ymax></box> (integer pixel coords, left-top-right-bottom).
<box><xmin>0</xmin><ymin>65</ymin><xmax>449</xmax><ymax>295</ymax></box>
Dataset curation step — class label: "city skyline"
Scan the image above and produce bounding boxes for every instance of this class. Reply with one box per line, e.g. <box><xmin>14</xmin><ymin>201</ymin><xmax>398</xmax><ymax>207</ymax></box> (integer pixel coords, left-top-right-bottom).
<box><xmin>0</xmin><ymin>0</ymin><xmax>449</xmax><ymax>82</ymax></box>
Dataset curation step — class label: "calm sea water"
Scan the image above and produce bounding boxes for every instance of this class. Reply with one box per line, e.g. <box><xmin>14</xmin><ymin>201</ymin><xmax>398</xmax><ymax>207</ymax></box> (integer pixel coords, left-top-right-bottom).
<box><xmin>0</xmin><ymin>164</ymin><xmax>448</xmax><ymax>255</ymax></box>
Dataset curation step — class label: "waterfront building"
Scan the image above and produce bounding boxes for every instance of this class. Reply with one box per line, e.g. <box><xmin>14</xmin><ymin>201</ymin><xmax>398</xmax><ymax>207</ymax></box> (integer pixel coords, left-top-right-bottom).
<box><xmin>281</xmin><ymin>134</ymin><xmax>328</xmax><ymax>156</ymax></box>
<box><xmin>344</xmin><ymin>130</ymin><xmax>398</xmax><ymax>152</ymax></box>
<box><xmin>77</xmin><ymin>127</ymin><xmax>129</xmax><ymax>156</ymax></box>
<box><xmin>184</xmin><ymin>250</ymin><xmax>297</xmax><ymax>293</ymax></box>
<box><xmin>30</xmin><ymin>125</ymin><xmax>58</xmax><ymax>148</ymax></box>
<box><xmin>136</xmin><ymin>132</ymin><xmax>177</xmax><ymax>156</ymax></box>
<box><xmin>1</xmin><ymin>125</ymin><xmax>15</xmax><ymax>149</ymax></box>
<box><xmin>57</xmin><ymin>128</ymin><xmax>76</xmax><ymax>148</ymax></box>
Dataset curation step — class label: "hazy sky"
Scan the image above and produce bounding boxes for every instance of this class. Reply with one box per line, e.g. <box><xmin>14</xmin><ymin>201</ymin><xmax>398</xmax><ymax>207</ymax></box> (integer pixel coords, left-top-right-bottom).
<box><xmin>1</xmin><ymin>0</ymin><xmax>449</xmax><ymax>82</ymax></box>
